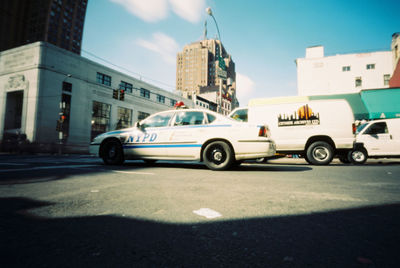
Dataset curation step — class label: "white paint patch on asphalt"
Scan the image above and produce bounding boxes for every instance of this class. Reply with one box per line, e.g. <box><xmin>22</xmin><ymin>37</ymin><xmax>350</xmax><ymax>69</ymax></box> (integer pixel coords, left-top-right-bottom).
<box><xmin>193</xmin><ymin>208</ymin><xmax>222</xmax><ymax>219</ymax></box>
<box><xmin>113</xmin><ymin>170</ymin><xmax>155</xmax><ymax>175</ymax></box>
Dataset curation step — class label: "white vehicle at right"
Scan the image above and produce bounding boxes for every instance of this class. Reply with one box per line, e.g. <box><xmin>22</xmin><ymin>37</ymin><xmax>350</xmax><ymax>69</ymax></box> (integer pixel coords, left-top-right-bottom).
<box><xmin>349</xmin><ymin>118</ymin><xmax>400</xmax><ymax>164</ymax></box>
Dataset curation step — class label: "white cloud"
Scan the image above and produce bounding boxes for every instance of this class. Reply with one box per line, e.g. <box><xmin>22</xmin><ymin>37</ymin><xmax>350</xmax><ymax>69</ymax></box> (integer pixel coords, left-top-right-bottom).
<box><xmin>236</xmin><ymin>73</ymin><xmax>255</xmax><ymax>105</ymax></box>
<box><xmin>136</xmin><ymin>32</ymin><xmax>179</xmax><ymax>65</ymax></box>
<box><xmin>110</xmin><ymin>0</ymin><xmax>206</xmax><ymax>23</ymax></box>
<box><xmin>110</xmin><ymin>0</ymin><xmax>168</xmax><ymax>22</ymax></box>
<box><xmin>169</xmin><ymin>0</ymin><xmax>206</xmax><ymax>23</ymax></box>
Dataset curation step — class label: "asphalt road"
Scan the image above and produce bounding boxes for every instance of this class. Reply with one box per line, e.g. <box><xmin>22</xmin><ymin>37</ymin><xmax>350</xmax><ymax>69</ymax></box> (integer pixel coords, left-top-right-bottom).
<box><xmin>1</xmin><ymin>154</ymin><xmax>400</xmax><ymax>267</ymax></box>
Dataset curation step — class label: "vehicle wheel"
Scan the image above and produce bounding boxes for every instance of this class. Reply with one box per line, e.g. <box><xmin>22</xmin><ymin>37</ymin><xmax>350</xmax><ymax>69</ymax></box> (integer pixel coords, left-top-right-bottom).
<box><xmin>101</xmin><ymin>140</ymin><xmax>124</xmax><ymax>165</ymax></box>
<box><xmin>202</xmin><ymin>141</ymin><xmax>234</xmax><ymax>171</ymax></box>
<box><xmin>303</xmin><ymin>154</ymin><xmax>312</xmax><ymax>164</ymax></box>
<box><xmin>306</xmin><ymin>141</ymin><xmax>334</xmax><ymax>165</ymax></box>
<box><xmin>339</xmin><ymin>154</ymin><xmax>351</xmax><ymax>164</ymax></box>
<box><xmin>255</xmin><ymin>157</ymin><xmax>267</xmax><ymax>163</ymax></box>
<box><xmin>348</xmin><ymin>148</ymin><xmax>368</xmax><ymax>164</ymax></box>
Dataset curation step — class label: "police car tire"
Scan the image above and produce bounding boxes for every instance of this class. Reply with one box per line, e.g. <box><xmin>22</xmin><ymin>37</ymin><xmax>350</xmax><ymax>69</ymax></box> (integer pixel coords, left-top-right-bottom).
<box><xmin>306</xmin><ymin>141</ymin><xmax>334</xmax><ymax>165</ymax></box>
<box><xmin>102</xmin><ymin>140</ymin><xmax>124</xmax><ymax>165</ymax></box>
<box><xmin>203</xmin><ymin>141</ymin><xmax>234</xmax><ymax>171</ymax></box>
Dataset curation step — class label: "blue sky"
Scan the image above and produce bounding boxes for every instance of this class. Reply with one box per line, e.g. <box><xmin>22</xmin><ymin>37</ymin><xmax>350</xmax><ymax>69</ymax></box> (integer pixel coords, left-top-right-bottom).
<box><xmin>82</xmin><ymin>0</ymin><xmax>399</xmax><ymax>106</ymax></box>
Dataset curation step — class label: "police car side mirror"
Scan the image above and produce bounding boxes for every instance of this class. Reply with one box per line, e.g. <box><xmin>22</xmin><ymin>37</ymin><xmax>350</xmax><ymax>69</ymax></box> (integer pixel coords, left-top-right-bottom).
<box><xmin>134</xmin><ymin>121</ymin><xmax>141</xmax><ymax>128</ymax></box>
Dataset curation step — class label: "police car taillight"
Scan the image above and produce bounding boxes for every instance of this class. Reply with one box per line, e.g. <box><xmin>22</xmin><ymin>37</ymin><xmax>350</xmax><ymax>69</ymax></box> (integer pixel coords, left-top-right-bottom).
<box><xmin>352</xmin><ymin>123</ymin><xmax>356</xmax><ymax>135</ymax></box>
<box><xmin>258</xmin><ymin>126</ymin><xmax>267</xmax><ymax>137</ymax></box>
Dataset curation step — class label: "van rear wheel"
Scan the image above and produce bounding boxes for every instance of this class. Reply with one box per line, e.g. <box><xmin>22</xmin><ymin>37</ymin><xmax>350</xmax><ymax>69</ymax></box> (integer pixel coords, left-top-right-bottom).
<box><xmin>306</xmin><ymin>141</ymin><xmax>334</xmax><ymax>165</ymax></box>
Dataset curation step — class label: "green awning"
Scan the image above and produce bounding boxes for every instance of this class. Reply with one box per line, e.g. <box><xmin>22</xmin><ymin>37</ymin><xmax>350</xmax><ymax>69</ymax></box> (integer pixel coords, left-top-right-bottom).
<box><xmin>360</xmin><ymin>88</ymin><xmax>400</xmax><ymax>119</ymax></box>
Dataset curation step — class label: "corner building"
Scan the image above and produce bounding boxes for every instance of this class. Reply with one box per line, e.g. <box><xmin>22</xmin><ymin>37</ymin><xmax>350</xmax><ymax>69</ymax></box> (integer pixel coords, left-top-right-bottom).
<box><xmin>0</xmin><ymin>42</ymin><xmax>191</xmax><ymax>153</ymax></box>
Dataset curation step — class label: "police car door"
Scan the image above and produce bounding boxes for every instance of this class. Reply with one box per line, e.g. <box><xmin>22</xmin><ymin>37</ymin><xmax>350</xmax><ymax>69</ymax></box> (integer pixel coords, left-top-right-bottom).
<box><xmin>124</xmin><ymin>111</ymin><xmax>174</xmax><ymax>158</ymax></box>
<box><xmin>168</xmin><ymin>111</ymin><xmax>206</xmax><ymax>159</ymax></box>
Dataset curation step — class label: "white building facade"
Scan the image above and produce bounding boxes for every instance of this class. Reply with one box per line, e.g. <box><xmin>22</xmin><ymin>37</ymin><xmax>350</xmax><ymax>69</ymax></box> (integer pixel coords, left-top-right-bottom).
<box><xmin>296</xmin><ymin>45</ymin><xmax>393</xmax><ymax>96</ymax></box>
<box><xmin>0</xmin><ymin>42</ymin><xmax>192</xmax><ymax>153</ymax></box>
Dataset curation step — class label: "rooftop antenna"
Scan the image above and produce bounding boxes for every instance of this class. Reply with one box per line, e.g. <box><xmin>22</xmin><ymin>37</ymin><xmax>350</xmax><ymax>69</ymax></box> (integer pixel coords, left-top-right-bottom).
<box><xmin>203</xmin><ymin>20</ymin><xmax>207</xmax><ymax>40</ymax></box>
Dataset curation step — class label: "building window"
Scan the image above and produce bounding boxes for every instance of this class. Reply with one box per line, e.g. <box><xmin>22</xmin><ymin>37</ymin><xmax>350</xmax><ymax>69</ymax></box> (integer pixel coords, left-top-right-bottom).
<box><xmin>355</xmin><ymin>77</ymin><xmax>362</xmax><ymax>87</ymax></box>
<box><xmin>138</xmin><ymin>111</ymin><xmax>150</xmax><ymax>121</ymax></box>
<box><xmin>96</xmin><ymin>72</ymin><xmax>111</xmax><ymax>86</ymax></box>
<box><xmin>384</xmin><ymin>74</ymin><xmax>391</xmax><ymax>86</ymax></box>
<box><xmin>119</xmin><ymin>81</ymin><xmax>133</xmax><ymax>93</ymax></box>
<box><xmin>91</xmin><ymin>101</ymin><xmax>111</xmax><ymax>140</ymax></box>
<box><xmin>115</xmin><ymin>107</ymin><xmax>132</xmax><ymax>130</ymax></box>
<box><xmin>157</xmin><ymin>94</ymin><xmax>165</xmax><ymax>103</ymax></box>
<box><xmin>170</xmin><ymin>99</ymin><xmax>177</xmax><ymax>106</ymax></box>
<box><xmin>366</xmin><ymin>64</ymin><xmax>375</xmax><ymax>70</ymax></box>
<box><xmin>140</xmin><ymin>88</ymin><xmax>150</xmax><ymax>98</ymax></box>
<box><xmin>342</xmin><ymin>66</ymin><xmax>351</xmax><ymax>72</ymax></box>
<box><xmin>62</xmin><ymin>81</ymin><xmax>72</xmax><ymax>92</ymax></box>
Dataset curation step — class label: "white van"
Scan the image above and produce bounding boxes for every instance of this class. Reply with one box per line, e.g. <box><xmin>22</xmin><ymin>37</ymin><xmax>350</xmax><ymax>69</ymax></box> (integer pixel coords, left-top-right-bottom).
<box><xmin>348</xmin><ymin>118</ymin><xmax>400</xmax><ymax>164</ymax></box>
<box><xmin>229</xmin><ymin>97</ymin><xmax>356</xmax><ymax>165</ymax></box>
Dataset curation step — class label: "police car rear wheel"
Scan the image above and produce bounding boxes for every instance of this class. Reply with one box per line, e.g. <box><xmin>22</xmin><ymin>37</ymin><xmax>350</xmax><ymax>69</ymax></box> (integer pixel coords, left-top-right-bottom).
<box><xmin>203</xmin><ymin>141</ymin><xmax>233</xmax><ymax>171</ymax></box>
<box><xmin>102</xmin><ymin>140</ymin><xmax>124</xmax><ymax>165</ymax></box>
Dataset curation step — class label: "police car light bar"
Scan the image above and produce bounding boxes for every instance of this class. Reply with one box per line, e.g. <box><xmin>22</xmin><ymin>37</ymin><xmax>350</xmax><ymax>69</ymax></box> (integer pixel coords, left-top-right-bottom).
<box><xmin>174</xmin><ymin>101</ymin><xmax>188</xmax><ymax>109</ymax></box>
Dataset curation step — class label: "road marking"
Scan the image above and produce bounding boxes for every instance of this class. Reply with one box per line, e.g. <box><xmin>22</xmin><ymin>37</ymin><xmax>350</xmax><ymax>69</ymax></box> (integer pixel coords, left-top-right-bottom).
<box><xmin>113</xmin><ymin>170</ymin><xmax>155</xmax><ymax>175</ymax></box>
<box><xmin>193</xmin><ymin>208</ymin><xmax>222</xmax><ymax>219</ymax></box>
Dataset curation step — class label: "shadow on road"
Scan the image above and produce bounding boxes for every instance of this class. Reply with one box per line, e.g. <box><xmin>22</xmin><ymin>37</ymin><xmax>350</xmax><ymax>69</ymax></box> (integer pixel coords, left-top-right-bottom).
<box><xmin>0</xmin><ymin>159</ymin><xmax>312</xmax><ymax>185</ymax></box>
<box><xmin>1</xmin><ymin>197</ymin><xmax>399</xmax><ymax>267</ymax></box>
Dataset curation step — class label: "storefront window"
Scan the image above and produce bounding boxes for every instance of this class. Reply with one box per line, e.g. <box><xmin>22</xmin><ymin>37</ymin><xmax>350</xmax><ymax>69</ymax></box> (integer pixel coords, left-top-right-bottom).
<box><xmin>91</xmin><ymin>101</ymin><xmax>111</xmax><ymax>140</ymax></box>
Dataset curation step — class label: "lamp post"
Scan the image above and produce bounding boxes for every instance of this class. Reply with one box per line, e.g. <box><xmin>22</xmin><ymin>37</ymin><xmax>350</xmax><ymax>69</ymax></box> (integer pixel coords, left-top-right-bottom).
<box><xmin>206</xmin><ymin>7</ymin><xmax>224</xmax><ymax>114</ymax></box>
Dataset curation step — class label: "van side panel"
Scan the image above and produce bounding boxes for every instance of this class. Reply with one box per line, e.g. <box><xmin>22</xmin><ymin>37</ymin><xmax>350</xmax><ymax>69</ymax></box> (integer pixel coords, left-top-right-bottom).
<box><xmin>248</xmin><ymin>100</ymin><xmax>355</xmax><ymax>152</ymax></box>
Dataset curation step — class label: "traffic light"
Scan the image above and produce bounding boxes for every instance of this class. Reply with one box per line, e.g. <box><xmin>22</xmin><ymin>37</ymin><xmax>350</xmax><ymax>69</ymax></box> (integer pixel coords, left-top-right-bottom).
<box><xmin>56</xmin><ymin>112</ymin><xmax>66</xmax><ymax>131</ymax></box>
<box><xmin>113</xmin><ymin>89</ymin><xmax>118</xmax><ymax>99</ymax></box>
<box><xmin>119</xmin><ymin>89</ymin><xmax>125</xmax><ymax>101</ymax></box>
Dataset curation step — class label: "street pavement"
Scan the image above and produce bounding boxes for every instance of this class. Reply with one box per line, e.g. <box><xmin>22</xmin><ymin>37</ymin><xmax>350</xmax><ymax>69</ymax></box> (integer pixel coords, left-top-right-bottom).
<box><xmin>0</xmin><ymin>154</ymin><xmax>399</xmax><ymax>267</ymax></box>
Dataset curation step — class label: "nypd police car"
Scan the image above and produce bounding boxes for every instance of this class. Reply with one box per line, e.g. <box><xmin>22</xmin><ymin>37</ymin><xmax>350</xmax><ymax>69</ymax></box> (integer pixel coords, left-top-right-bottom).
<box><xmin>90</xmin><ymin>105</ymin><xmax>276</xmax><ymax>171</ymax></box>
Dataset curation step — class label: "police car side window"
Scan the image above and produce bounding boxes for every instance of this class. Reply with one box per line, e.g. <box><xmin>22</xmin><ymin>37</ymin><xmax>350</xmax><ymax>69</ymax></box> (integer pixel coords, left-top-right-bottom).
<box><xmin>207</xmin><ymin>113</ymin><xmax>216</xmax><ymax>124</ymax></box>
<box><xmin>142</xmin><ymin>113</ymin><xmax>173</xmax><ymax>128</ymax></box>
<box><xmin>175</xmin><ymin>111</ymin><xmax>205</xmax><ymax>126</ymax></box>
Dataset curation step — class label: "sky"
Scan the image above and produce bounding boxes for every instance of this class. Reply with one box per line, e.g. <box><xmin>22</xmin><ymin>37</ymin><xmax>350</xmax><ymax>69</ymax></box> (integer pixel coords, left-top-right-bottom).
<box><xmin>82</xmin><ymin>0</ymin><xmax>399</xmax><ymax>106</ymax></box>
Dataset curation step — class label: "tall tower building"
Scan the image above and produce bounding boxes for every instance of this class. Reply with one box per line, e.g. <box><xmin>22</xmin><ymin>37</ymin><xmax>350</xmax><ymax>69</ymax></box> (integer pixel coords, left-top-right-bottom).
<box><xmin>176</xmin><ymin>39</ymin><xmax>236</xmax><ymax>103</ymax></box>
<box><xmin>0</xmin><ymin>0</ymin><xmax>88</xmax><ymax>55</ymax></box>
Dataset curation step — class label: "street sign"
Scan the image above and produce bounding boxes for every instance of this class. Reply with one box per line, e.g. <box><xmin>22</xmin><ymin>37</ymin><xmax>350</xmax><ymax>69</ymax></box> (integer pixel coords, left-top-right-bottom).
<box><xmin>217</xmin><ymin>68</ymin><xmax>227</xmax><ymax>79</ymax></box>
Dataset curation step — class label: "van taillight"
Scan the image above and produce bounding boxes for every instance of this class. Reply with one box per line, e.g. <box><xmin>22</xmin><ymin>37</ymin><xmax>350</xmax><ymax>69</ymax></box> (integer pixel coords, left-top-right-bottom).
<box><xmin>352</xmin><ymin>123</ymin><xmax>356</xmax><ymax>134</ymax></box>
<box><xmin>259</xmin><ymin>126</ymin><xmax>267</xmax><ymax>137</ymax></box>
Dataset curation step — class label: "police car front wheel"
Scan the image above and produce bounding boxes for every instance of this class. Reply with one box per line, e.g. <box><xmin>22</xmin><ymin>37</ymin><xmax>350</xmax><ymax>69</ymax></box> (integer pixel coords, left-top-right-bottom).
<box><xmin>101</xmin><ymin>140</ymin><xmax>124</xmax><ymax>165</ymax></box>
<box><xmin>203</xmin><ymin>141</ymin><xmax>234</xmax><ymax>171</ymax></box>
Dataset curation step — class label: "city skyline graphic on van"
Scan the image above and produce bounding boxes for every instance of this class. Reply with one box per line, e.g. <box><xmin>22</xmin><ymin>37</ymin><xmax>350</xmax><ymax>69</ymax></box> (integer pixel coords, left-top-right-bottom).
<box><xmin>278</xmin><ymin>104</ymin><xmax>320</xmax><ymax>127</ymax></box>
